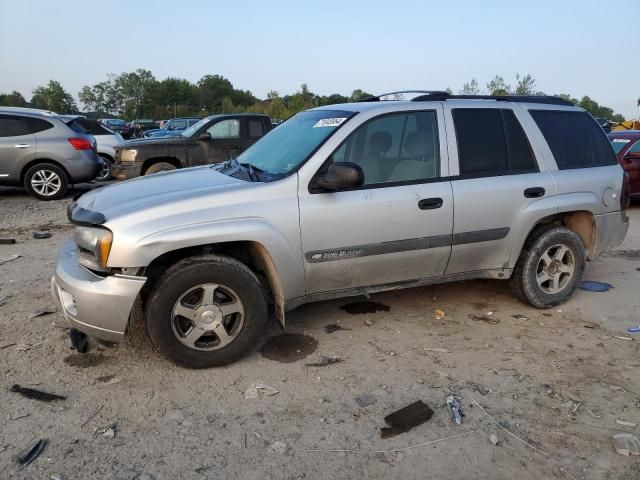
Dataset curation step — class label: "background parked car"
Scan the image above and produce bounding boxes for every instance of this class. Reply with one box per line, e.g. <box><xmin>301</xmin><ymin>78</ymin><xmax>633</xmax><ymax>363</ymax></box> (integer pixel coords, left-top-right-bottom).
<box><xmin>112</xmin><ymin>113</ymin><xmax>272</xmax><ymax>179</ymax></box>
<box><xmin>99</xmin><ymin>118</ymin><xmax>130</xmax><ymax>138</ymax></box>
<box><xmin>61</xmin><ymin>116</ymin><xmax>124</xmax><ymax>181</ymax></box>
<box><xmin>0</xmin><ymin>107</ymin><xmax>101</xmax><ymax>200</ymax></box>
<box><xmin>609</xmin><ymin>130</ymin><xmax>640</xmax><ymax>198</ymax></box>
<box><xmin>128</xmin><ymin>119</ymin><xmax>156</xmax><ymax>139</ymax></box>
<box><xmin>144</xmin><ymin>117</ymin><xmax>201</xmax><ymax>138</ymax></box>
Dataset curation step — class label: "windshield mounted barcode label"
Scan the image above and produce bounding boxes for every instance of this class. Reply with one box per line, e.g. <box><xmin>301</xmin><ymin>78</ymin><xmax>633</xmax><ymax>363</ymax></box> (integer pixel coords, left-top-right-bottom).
<box><xmin>313</xmin><ymin>118</ymin><xmax>347</xmax><ymax>128</ymax></box>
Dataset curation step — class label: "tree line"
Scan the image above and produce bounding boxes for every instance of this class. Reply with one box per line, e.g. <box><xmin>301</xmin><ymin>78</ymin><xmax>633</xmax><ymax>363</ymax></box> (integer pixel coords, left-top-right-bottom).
<box><xmin>0</xmin><ymin>71</ymin><xmax>630</xmax><ymax>123</ymax></box>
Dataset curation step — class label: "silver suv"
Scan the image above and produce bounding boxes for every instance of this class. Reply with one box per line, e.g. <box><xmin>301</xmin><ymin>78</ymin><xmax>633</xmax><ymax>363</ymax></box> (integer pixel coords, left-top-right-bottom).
<box><xmin>52</xmin><ymin>92</ymin><xmax>629</xmax><ymax>368</ymax></box>
<box><xmin>0</xmin><ymin>107</ymin><xmax>101</xmax><ymax>200</ymax></box>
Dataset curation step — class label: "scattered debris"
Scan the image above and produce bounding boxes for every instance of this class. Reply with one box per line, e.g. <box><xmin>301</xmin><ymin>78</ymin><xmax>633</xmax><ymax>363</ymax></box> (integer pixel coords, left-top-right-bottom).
<box><xmin>15</xmin><ymin>438</ymin><xmax>47</xmax><ymax>466</ymax></box>
<box><xmin>616</xmin><ymin>419</ymin><xmax>638</xmax><ymax>428</ymax></box>
<box><xmin>614</xmin><ymin>336</ymin><xmax>633</xmax><ymax>341</ymax></box>
<box><xmin>612</xmin><ymin>433</ymin><xmax>640</xmax><ymax>456</ymax></box>
<box><xmin>80</xmin><ymin>405</ymin><xmax>104</xmax><ymax>429</ymax></box>
<box><xmin>10</xmin><ymin>413</ymin><xmax>30</xmax><ymax>421</ymax></box>
<box><xmin>380</xmin><ymin>400</ymin><xmax>434</xmax><ymax>438</ymax></box>
<box><xmin>355</xmin><ymin>393</ymin><xmax>378</xmax><ymax>408</ymax></box>
<box><xmin>446</xmin><ymin>395</ymin><xmax>464</xmax><ymax>425</ymax></box>
<box><xmin>306</xmin><ymin>355</ymin><xmax>342</xmax><ymax>367</ymax></box>
<box><xmin>10</xmin><ymin>384</ymin><xmax>66</xmax><ymax>402</ymax></box>
<box><xmin>511</xmin><ymin>314</ymin><xmax>529</xmax><ymax>320</ymax></box>
<box><xmin>28</xmin><ymin>307</ymin><xmax>57</xmax><ymax>319</ymax></box>
<box><xmin>423</xmin><ymin>347</ymin><xmax>450</xmax><ymax>353</ymax></box>
<box><xmin>579</xmin><ymin>281</ymin><xmax>613</xmax><ymax>292</ymax></box>
<box><xmin>340</xmin><ymin>301</ymin><xmax>390</xmax><ymax>314</ymax></box>
<box><xmin>0</xmin><ymin>342</ymin><xmax>16</xmax><ymax>350</ymax></box>
<box><xmin>269</xmin><ymin>441</ymin><xmax>288</xmax><ymax>455</ymax></box>
<box><xmin>32</xmin><ymin>231</ymin><xmax>52</xmax><ymax>239</ymax></box>
<box><xmin>628</xmin><ymin>327</ymin><xmax>640</xmax><ymax>334</ymax></box>
<box><xmin>364</xmin><ymin>319</ymin><xmax>373</xmax><ymax>326</ymax></box>
<box><xmin>96</xmin><ymin>375</ymin><xmax>121</xmax><ymax>385</ymax></box>
<box><xmin>0</xmin><ymin>253</ymin><xmax>22</xmax><ymax>265</ymax></box>
<box><xmin>433</xmin><ymin>309</ymin><xmax>446</xmax><ymax>320</ymax></box>
<box><xmin>489</xmin><ymin>434</ymin><xmax>499</xmax><ymax>445</ymax></box>
<box><xmin>0</xmin><ymin>238</ymin><xmax>16</xmax><ymax>244</ymax></box>
<box><xmin>586</xmin><ymin>409</ymin><xmax>601</xmax><ymax>419</ymax></box>
<box><xmin>259</xmin><ymin>333</ymin><xmax>318</xmax><ymax>362</ymax></box>
<box><xmin>50</xmin><ymin>474</ymin><xmax>64</xmax><ymax>480</ymax></box>
<box><xmin>324</xmin><ymin>324</ymin><xmax>351</xmax><ymax>333</ymax></box>
<box><xmin>68</xmin><ymin>329</ymin><xmax>88</xmax><ymax>353</ymax></box>
<box><xmin>96</xmin><ymin>423</ymin><xmax>116</xmax><ymax>438</ymax></box>
<box><xmin>243</xmin><ymin>382</ymin><xmax>279</xmax><ymax>399</ymax></box>
<box><xmin>468</xmin><ymin>314</ymin><xmax>499</xmax><ymax>325</ymax></box>
<box><xmin>16</xmin><ymin>341</ymin><xmax>42</xmax><ymax>352</ymax></box>
<box><xmin>133</xmin><ymin>473</ymin><xmax>155</xmax><ymax>480</ymax></box>
<box><xmin>0</xmin><ymin>294</ymin><xmax>12</xmax><ymax>306</ymax></box>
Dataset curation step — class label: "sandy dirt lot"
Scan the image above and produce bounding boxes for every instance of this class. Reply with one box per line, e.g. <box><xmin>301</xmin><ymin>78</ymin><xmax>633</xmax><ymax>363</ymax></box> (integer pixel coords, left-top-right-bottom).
<box><xmin>1</xmin><ymin>185</ymin><xmax>639</xmax><ymax>480</ymax></box>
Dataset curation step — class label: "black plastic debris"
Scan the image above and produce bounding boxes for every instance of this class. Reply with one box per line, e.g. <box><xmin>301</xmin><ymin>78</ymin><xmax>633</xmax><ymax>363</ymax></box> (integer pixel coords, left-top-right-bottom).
<box><xmin>446</xmin><ymin>395</ymin><xmax>464</xmax><ymax>425</ymax></box>
<box><xmin>0</xmin><ymin>238</ymin><xmax>16</xmax><ymax>244</ymax></box>
<box><xmin>68</xmin><ymin>329</ymin><xmax>88</xmax><ymax>353</ymax></box>
<box><xmin>15</xmin><ymin>438</ymin><xmax>47</xmax><ymax>466</ymax></box>
<box><xmin>324</xmin><ymin>324</ymin><xmax>351</xmax><ymax>334</ymax></box>
<box><xmin>32</xmin><ymin>232</ymin><xmax>52</xmax><ymax>239</ymax></box>
<box><xmin>579</xmin><ymin>281</ymin><xmax>613</xmax><ymax>292</ymax></box>
<box><xmin>10</xmin><ymin>384</ymin><xmax>66</xmax><ymax>402</ymax></box>
<box><xmin>380</xmin><ymin>400</ymin><xmax>434</xmax><ymax>438</ymax></box>
<box><xmin>306</xmin><ymin>355</ymin><xmax>342</xmax><ymax>367</ymax></box>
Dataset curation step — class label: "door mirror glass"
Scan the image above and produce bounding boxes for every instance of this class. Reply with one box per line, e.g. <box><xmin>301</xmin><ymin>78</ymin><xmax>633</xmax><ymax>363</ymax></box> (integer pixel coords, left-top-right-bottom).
<box><xmin>198</xmin><ymin>132</ymin><xmax>211</xmax><ymax>141</ymax></box>
<box><xmin>312</xmin><ymin>162</ymin><xmax>364</xmax><ymax>191</ymax></box>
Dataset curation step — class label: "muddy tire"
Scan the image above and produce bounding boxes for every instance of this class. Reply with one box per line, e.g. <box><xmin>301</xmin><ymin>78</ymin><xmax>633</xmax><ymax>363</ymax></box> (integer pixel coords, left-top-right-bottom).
<box><xmin>144</xmin><ymin>162</ymin><xmax>176</xmax><ymax>175</ymax></box>
<box><xmin>23</xmin><ymin>163</ymin><xmax>68</xmax><ymax>200</ymax></box>
<box><xmin>145</xmin><ymin>255</ymin><xmax>268</xmax><ymax>368</ymax></box>
<box><xmin>510</xmin><ymin>226</ymin><xmax>586</xmax><ymax>308</ymax></box>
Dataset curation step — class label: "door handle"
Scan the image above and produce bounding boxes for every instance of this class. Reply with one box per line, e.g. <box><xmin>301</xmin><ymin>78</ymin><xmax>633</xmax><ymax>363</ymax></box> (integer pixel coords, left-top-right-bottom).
<box><xmin>14</xmin><ymin>144</ymin><xmax>31</xmax><ymax>149</ymax></box>
<box><xmin>418</xmin><ymin>198</ymin><xmax>443</xmax><ymax>210</ymax></box>
<box><xmin>524</xmin><ymin>187</ymin><xmax>545</xmax><ymax>198</ymax></box>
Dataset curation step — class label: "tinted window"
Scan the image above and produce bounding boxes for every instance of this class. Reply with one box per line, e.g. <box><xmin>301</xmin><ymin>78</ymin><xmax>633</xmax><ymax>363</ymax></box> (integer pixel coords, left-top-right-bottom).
<box><xmin>326</xmin><ymin>111</ymin><xmax>440</xmax><ymax>186</ymax></box>
<box><xmin>453</xmin><ymin>109</ymin><xmax>536</xmax><ymax>175</ymax></box>
<box><xmin>207</xmin><ymin>119</ymin><xmax>240</xmax><ymax>138</ymax></box>
<box><xmin>611</xmin><ymin>138</ymin><xmax>631</xmax><ymax>154</ymax></box>
<box><xmin>27</xmin><ymin>117</ymin><xmax>54</xmax><ymax>134</ymax></box>
<box><xmin>530</xmin><ymin>110</ymin><xmax>617</xmax><ymax>169</ymax></box>
<box><xmin>0</xmin><ymin>115</ymin><xmax>30</xmax><ymax>137</ymax></box>
<box><xmin>71</xmin><ymin>118</ymin><xmax>109</xmax><ymax>135</ymax></box>
<box><xmin>248</xmin><ymin>119</ymin><xmax>264</xmax><ymax>138</ymax></box>
<box><xmin>172</xmin><ymin>120</ymin><xmax>187</xmax><ymax>130</ymax></box>
<box><xmin>629</xmin><ymin>140</ymin><xmax>640</xmax><ymax>154</ymax></box>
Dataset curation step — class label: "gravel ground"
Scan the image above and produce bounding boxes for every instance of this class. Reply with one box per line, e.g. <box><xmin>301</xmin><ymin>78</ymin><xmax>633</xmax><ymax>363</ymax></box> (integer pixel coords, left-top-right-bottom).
<box><xmin>0</xmin><ymin>185</ymin><xmax>639</xmax><ymax>479</ymax></box>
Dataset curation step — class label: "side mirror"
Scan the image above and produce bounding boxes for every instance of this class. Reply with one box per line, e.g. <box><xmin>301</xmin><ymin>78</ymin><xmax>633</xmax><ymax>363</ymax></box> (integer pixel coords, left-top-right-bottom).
<box><xmin>311</xmin><ymin>162</ymin><xmax>364</xmax><ymax>191</ymax></box>
<box><xmin>198</xmin><ymin>133</ymin><xmax>211</xmax><ymax>141</ymax></box>
<box><xmin>624</xmin><ymin>151</ymin><xmax>640</xmax><ymax>160</ymax></box>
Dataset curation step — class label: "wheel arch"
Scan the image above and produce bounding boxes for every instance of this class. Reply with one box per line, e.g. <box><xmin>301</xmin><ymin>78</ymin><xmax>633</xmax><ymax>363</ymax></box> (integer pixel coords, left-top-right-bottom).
<box><xmin>20</xmin><ymin>158</ymin><xmax>70</xmax><ymax>184</ymax></box>
<box><xmin>141</xmin><ymin>157</ymin><xmax>182</xmax><ymax>175</ymax></box>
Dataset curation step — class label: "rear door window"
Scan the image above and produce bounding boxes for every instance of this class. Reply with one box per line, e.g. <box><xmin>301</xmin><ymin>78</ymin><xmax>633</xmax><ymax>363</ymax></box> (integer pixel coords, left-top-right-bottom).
<box><xmin>248</xmin><ymin>119</ymin><xmax>265</xmax><ymax>138</ymax></box>
<box><xmin>530</xmin><ymin>110</ymin><xmax>617</xmax><ymax>169</ymax></box>
<box><xmin>453</xmin><ymin>108</ymin><xmax>536</xmax><ymax>176</ymax></box>
<box><xmin>0</xmin><ymin>115</ymin><xmax>30</xmax><ymax>137</ymax></box>
<box><xmin>207</xmin><ymin>119</ymin><xmax>240</xmax><ymax>139</ymax></box>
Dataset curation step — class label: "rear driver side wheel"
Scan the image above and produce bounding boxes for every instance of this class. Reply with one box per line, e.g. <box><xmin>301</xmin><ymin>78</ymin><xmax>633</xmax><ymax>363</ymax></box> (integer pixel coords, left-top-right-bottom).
<box><xmin>23</xmin><ymin>163</ymin><xmax>68</xmax><ymax>201</ymax></box>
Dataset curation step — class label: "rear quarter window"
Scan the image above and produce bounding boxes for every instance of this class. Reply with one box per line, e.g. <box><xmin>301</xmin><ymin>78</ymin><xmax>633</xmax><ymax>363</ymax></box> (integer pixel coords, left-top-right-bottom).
<box><xmin>530</xmin><ymin>110</ymin><xmax>617</xmax><ymax>169</ymax></box>
<box><xmin>27</xmin><ymin>118</ymin><xmax>54</xmax><ymax>134</ymax></box>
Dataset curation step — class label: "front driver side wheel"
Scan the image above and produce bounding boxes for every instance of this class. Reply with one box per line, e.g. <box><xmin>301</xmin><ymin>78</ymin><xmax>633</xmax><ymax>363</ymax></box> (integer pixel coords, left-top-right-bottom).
<box><xmin>145</xmin><ymin>255</ymin><xmax>268</xmax><ymax>368</ymax></box>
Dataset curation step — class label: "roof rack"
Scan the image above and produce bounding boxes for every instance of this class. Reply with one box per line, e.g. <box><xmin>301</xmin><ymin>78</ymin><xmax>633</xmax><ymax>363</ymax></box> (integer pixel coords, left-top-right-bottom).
<box><xmin>411</xmin><ymin>93</ymin><xmax>574</xmax><ymax>106</ymax></box>
<box><xmin>359</xmin><ymin>90</ymin><xmax>450</xmax><ymax>102</ymax></box>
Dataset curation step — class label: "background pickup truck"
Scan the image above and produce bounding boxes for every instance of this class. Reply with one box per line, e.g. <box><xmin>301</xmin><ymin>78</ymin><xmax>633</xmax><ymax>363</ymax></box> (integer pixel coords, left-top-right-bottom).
<box><xmin>111</xmin><ymin>113</ymin><xmax>272</xmax><ymax>179</ymax></box>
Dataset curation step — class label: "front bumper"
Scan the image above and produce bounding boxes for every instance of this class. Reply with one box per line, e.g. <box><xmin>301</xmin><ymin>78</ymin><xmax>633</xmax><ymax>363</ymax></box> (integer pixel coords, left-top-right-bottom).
<box><xmin>111</xmin><ymin>162</ymin><xmax>142</xmax><ymax>181</ymax></box>
<box><xmin>51</xmin><ymin>239</ymin><xmax>146</xmax><ymax>342</ymax></box>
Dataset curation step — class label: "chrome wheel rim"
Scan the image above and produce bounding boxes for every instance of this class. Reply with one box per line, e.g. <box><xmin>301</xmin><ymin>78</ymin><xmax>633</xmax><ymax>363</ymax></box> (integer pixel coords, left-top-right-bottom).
<box><xmin>171</xmin><ymin>283</ymin><xmax>245</xmax><ymax>351</ymax></box>
<box><xmin>31</xmin><ymin>169</ymin><xmax>61</xmax><ymax>196</ymax></box>
<box><xmin>96</xmin><ymin>158</ymin><xmax>111</xmax><ymax>181</ymax></box>
<box><xmin>536</xmin><ymin>244</ymin><xmax>575</xmax><ymax>294</ymax></box>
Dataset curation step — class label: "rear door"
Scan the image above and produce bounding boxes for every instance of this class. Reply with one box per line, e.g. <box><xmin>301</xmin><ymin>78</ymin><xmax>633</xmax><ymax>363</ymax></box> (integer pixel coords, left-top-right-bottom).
<box><xmin>0</xmin><ymin>114</ymin><xmax>35</xmax><ymax>183</ymax></box>
<box><xmin>445</xmin><ymin>104</ymin><xmax>555</xmax><ymax>274</ymax></box>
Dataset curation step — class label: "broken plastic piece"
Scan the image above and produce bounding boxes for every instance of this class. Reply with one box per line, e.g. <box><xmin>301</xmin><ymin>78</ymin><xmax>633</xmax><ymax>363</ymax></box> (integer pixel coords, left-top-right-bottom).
<box><xmin>15</xmin><ymin>438</ymin><xmax>47</xmax><ymax>466</ymax></box>
<box><xmin>355</xmin><ymin>393</ymin><xmax>378</xmax><ymax>407</ymax></box>
<box><xmin>243</xmin><ymin>382</ymin><xmax>279</xmax><ymax>399</ymax></box>
<box><xmin>628</xmin><ymin>327</ymin><xmax>640</xmax><ymax>334</ymax></box>
<box><xmin>612</xmin><ymin>433</ymin><xmax>640</xmax><ymax>456</ymax></box>
<box><xmin>32</xmin><ymin>232</ymin><xmax>52</xmax><ymax>239</ymax></box>
<box><xmin>306</xmin><ymin>355</ymin><xmax>342</xmax><ymax>367</ymax></box>
<box><xmin>446</xmin><ymin>395</ymin><xmax>464</xmax><ymax>425</ymax></box>
<box><xmin>68</xmin><ymin>329</ymin><xmax>88</xmax><ymax>353</ymax></box>
<box><xmin>0</xmin><ymin>238</ymin><xmax>16</xmax><ymax>244</ymax></box>
<box><xmin>579</xmin><ymin>281</ymin><xmax>613</xmax><ymax>292</ymax></box>
<box><xmin>380</xmin><ymin>400</ymin><xmax>434</xmax><ymax>438</ymax></box>
<box><xmin>10</xmin><ymin>384</ymin><xmax>66</xmax><ymax>402</ymax></box>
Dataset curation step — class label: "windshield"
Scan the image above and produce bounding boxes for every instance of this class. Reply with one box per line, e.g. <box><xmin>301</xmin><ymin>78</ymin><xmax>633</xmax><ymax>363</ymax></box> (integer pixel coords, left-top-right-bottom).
<box><xmin>236</xmin><ymin>110</ymin><xmax>355</xmax><ymax>176</ymax></box>
<box><xmin>611</xmin><ymin>138</ymin><xmax>630</xmax><ymax>154</ymax></box>
<box><xmin>181</xmin><ymin>118</ymin><xmax>209</xmax><ymax>137</ymax></box>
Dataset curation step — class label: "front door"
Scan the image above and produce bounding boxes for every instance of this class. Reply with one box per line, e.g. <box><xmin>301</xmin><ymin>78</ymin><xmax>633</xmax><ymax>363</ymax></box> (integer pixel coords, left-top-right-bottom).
<box><xmin>187</xmin><ymin>117</ymin><xmax>245</xmax><ymax>166</ymax></box>
<box><xmin>0</xmin><ymin>114</ymin><xmax>35</xmax><ymax>183</ymax></box>
<box><xmin>298</xmin><ymin>109</ymin><xmax>454</xmax><ymax>295</ymax></box>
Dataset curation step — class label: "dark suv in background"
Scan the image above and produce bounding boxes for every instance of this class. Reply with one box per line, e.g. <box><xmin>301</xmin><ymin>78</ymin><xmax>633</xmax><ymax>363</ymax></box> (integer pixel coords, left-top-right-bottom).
<box><xmin>0</xmin><ymin>107</ymin><xmax>101</xmax><ymax>200</ymax></box>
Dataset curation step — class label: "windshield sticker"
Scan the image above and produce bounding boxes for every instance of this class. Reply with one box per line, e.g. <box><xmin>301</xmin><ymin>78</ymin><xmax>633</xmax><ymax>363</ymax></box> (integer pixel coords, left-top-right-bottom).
<box><xmin>313</xmin><ymin>117</ymin><xmax>348</xmax><ymax>128</ymax></box>
<box><xmin>612</xmin><ymin>139</ymin><xmax>630</xmax><ymax>143</ymax></box>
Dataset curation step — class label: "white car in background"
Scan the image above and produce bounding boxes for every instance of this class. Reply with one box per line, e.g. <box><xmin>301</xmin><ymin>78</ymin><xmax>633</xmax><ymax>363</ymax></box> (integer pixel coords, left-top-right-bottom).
<box><xmin>60</xmin><ymin>116</ymin><xmax>124</xmax><ymax>181</ymax></box>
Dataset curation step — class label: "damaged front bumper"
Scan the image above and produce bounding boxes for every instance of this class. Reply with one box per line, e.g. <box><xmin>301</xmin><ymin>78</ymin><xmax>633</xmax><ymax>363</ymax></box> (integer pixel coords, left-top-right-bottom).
<box><xmin>51</xmin><ymin>239</ymin><xmax>146</xmax><ymax>342</ymax></box>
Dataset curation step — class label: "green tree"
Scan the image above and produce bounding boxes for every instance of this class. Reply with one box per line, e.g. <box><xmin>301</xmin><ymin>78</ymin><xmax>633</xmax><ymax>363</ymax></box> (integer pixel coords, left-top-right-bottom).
<box><xmin>31</xmin><ymin>80</ymin><xmax>77</xmax><ymax>113</ymax></box>
<box><xmin>459</xmin><ymin>79</ymin><xmax>481</xmax><ymax>95</ymax></box>
<box><xmin>0</xmin><ymin>90</ymin><xmax>27</xmax><ymax>107</ymax></box>
<box><xmin>79</xmin><ymin>75</ymin><xmax>123</xmax><ymax>115</ymax></box>
<box><xmin>151</xmin><ymin>77</ymin><xmax>197</xmax><ymax>116</ymax></box>
<box><xmin>220</xmin><ymin>96</ymin><xmax>236</xmax><ymax>113</ymax></box>
<box><xmin>514</xmin><ymin>73</ymin><xmax>536</xmax><ymax>95</ymax></box>
<box><xmin>116</xmin><ymin>69</ymin><xmax>157</xmax><ymax>118</ymax></box>
<box><xmin>486</xmin><ymin>76</ymin><xmax>511</xmax><ymax>96</ymax></box>
<box><xmin>349</xmin><ymin>89</ymin><xmax>373</xmax><ymax>102</ymax></box>
<box><xmin>197</xmin><ymin>74</ymin><xmax>234</xmax><ymax>113</ymax></box>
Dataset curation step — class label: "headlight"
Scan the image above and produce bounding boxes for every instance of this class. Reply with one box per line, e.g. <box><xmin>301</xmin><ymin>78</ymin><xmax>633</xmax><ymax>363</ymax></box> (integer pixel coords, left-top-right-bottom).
<box><xmin>74</xmin><ymin>226</ymin><xmax>113</xmax><ymax>271</ymax></box>
<box><xmin>120</xmin><ymin>149</ymin><xmax>137</xmax><ymax>162</ymax></box>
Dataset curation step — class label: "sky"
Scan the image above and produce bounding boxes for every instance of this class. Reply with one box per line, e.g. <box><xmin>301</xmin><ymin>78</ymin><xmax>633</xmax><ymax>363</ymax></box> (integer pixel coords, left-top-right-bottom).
<box><xmin>0</xmin><ymin>0</ymin><xmax>638</xmax><ymax>118</ymax></box>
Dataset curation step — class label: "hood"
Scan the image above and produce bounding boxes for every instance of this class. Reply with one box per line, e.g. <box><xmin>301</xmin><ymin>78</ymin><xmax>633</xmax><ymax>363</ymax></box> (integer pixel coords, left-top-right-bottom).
<box><xmin>76</xmin><ymin>166</ymin><xmax>248</xmax><ymax>222</ymax></box>
<box><xmin>119</xmin><ymin>136</ymin><xmax>187</xmax><ymax>148</ymax></box>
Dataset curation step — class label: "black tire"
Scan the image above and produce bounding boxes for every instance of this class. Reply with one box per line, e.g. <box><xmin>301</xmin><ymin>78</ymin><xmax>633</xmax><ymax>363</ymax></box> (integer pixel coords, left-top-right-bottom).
<box><xmin>96</xmin><ymin>155</ymin><xmax>113</xmax><ymax>182</ymax></box>
<box><xmin>144</xmin><ymin>162</ymin><xmax>176</xmax><ymax>175</ymax></box>
<box><xmin>23</xmin><ymin>163</ymin><xmax>68</xmax><ymax>201</ymax></box>
<box><xmin>510</xmin><ymin>226</ymin><xmax>586</xmax><ymax>308</ymax></box>
<box><xmin>145</xmin><ymin>255</ymin><xmax>268</xmax><ymax>368</ymax></box>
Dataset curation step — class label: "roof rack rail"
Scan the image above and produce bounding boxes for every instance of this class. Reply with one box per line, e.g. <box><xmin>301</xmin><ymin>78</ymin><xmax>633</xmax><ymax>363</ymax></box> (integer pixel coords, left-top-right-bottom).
<box><xmin>410</xmin><ymin>93</ymin><xmax>574</xmax><ymax>107</ymax></box>
<box><xmin>359</xmin><ymin>90</ymin><xmax>450</xmax><ymax>102</ymax></box>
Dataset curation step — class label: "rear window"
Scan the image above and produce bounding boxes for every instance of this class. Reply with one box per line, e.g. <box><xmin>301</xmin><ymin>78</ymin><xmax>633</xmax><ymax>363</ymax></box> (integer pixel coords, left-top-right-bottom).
<box><xmin>248</xmin><ymin>119</ymin><xmax>265</xmax><ymax>138</ymax></box>
<box><xmin>530</xmin><ymin>110</ymin><xmax>617</xmax><ymax>169</ymax></box>
<box><xmin>611</xmin><ymin>138</ymin><xmax>630</xmax><ymax>154</ymax></box>
<box><xmin>70</xmin><ymin>118</ymin><xmax>111</xmax><ymax>136</ymax></box>
<box><xmin>453</xmin><ymin>109</ymin><xmax>536</xmax><ymax>176</ymax></box>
